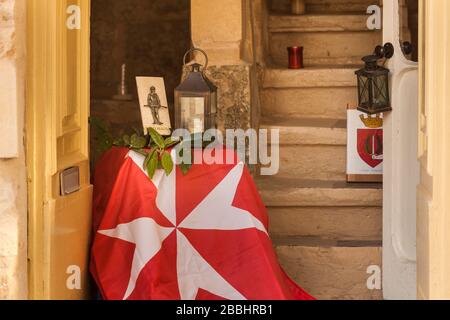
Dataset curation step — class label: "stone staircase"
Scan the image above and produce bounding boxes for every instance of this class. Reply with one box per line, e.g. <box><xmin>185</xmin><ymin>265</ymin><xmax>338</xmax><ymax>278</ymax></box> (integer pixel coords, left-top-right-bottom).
<box><xmin>257</xmin><ymin>0</ymin><xmax>383</xmax><ymax>300</ymax></box>
<box><xmin>271</xmin><ymin>0</ymin><xmax>378</xmax><ymax>14</ymax></box>
<box><xmin>269</xmin><ymin>14</ymin><xmax>380</xmax><ymax>66</ymax></box>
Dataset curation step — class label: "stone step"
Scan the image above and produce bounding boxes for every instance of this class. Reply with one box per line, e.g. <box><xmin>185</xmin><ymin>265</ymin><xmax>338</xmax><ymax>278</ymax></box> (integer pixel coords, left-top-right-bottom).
<box><xmin>261</xmin><ymin>117</ymin><xmax>347</xmax><ymax>180</ymax></box>
<box><xmin>261</xmin><ymin>117</ymin><xmax>347</xmax><ymax>145</ymax></box>
<box><xmin>275</xmin><ymin>144</ymin><xmax>347</xmax><ymax>180</ymax></box>
<box><xmin>262</xmin><ymin>67</ymin><xmax>358</xmax><ymax>119</ymax></box>
<box><xmin>263</xmin><ymin>67</ymin><xmax>357</xmax><ymax>88</ymax></box>
<box><xmin>260</xmin><ymin>116</ymin><xmax>364</xmax><ymax>185</ymax></box>
<box><xmin>256</xmin><ymin>177</ymin><xmax>383</xmax><ymax>207</ymax></box>
<box><xmin>270</xmin><ymin>0</ymin><xmax>379</xmax><ymax>14</ymax></box>
<box><xmin>306</xmin><ymin>0</ymin><xmax>381</xmax><ymax>13</ymax></box>
<box><xmin>268</xmin><ymin>206</ymin><xmax>382</xmax><ymax>240</ymax></box>
<box><xmin>273</xmin><ymin>237</ymin><xmax>383</xmax><ymax>300</ymax></box>
<box><xmin>261</xmin><ymin>86</ymin><xmax>356</xmax><ymax>120</ymax></box>
<box><xmin>269</xmin><ymin>14</ymin><xmax>370</xmax><ymax>33</ymax></box>
<box><xmin>269</xmin><ymin>26</ymin><xmax>381</xmax><ymax>67</ymax></box>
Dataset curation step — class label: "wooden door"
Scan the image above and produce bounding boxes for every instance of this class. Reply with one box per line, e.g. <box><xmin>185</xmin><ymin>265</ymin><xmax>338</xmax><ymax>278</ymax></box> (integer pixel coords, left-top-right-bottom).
<box><xmin>27</xmin><ymin>0</ymin><xmax>92</xmax><ymax>299</ymax></box>
<box><xmin>417</xmin><ymin>0</ymin><xmax>450</xmax><ymax>300</ymax></box>
<box><xmin>382</xmin><ymin>0</ymin><xmax>419</xmax><ymax>300</ymax></box>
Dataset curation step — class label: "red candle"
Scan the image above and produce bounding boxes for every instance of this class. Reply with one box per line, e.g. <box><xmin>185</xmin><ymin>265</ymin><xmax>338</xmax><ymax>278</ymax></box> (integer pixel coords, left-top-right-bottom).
<box><xmin>288</xmin><ymin>46</ymin><xmax>304</xmax><ymax>69</ymax></box>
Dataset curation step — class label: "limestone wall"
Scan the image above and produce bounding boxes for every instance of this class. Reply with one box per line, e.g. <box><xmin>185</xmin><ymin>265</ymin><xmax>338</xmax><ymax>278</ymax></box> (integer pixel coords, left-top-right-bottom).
<box><xmin>0</xmin><ymin>0</ymin><xmax>28</xmax><ymax>300</ymax></box>
<box><xmin>190</xmin><ymin>0</ymin><xmax>268</xmax><ymax>133</ymax></box>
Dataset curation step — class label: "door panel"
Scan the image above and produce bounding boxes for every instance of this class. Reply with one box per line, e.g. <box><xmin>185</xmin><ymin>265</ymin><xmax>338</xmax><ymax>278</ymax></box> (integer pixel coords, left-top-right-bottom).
<box><xmin>27</xmin><ymin>0</ymin><xmax>92</xmax><ymax>299</ymax></box>
<box><xmin>382</xmin><ymin>0</ymin><xmax>419</xmax><ymax>300</ymax></box>
<box><xmin>49</xmin><ymin>186</ymin><xmax>93</xmax><ymax>299</ymax></box>
<box><xmin>56</xmin><ymin>0</ymin><xmax>90</xmax><ymax>174</ymax></box>
<box><xmin>392</xmin><ymin>70</ymin><xmax>418</xmax><ymax>262</ymax></box>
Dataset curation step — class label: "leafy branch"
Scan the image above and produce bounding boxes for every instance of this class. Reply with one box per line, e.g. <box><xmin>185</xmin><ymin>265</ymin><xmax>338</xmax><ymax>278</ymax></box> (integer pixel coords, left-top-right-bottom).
<box><xmin>90</xmin><ymin>117</ymin><xmax>178</xmax><ymax>178</ymax></box>
<box><xmin>90</xmin><ymin>117</ymin><xmax>216</xmax><ymax>180</ymax></box>
<box><xmin>115</xmin><ymin>128</ymin><xmax>179</xmax><ymax>179</ymax></box>
<box><xmin>90</xmin><ymin>117</ymin><xmax>114</xmax><ymax>156</ymax></box>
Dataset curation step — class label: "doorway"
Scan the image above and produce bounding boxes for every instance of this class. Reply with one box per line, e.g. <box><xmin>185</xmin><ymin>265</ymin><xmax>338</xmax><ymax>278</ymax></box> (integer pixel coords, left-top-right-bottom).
<box><xmin>25</xmin><ymin>0</ymin><xmax>426</xmax><ymax>301</ymax></box>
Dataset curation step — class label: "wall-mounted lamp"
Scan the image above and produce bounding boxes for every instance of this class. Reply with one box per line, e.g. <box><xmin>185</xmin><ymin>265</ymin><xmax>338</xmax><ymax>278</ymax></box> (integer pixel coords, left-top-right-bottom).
<box><xmin>355</xmin><ymin>43</ymin><xmax>394</xmax><ymax>115</ymax></box>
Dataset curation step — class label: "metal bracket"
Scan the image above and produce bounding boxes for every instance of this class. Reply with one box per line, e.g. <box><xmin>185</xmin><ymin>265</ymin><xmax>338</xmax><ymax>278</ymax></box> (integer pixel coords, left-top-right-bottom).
<box><xmin>374</xmin><ymin>43</ymin><xmax>395</xmax><ymax>59</ymax></box>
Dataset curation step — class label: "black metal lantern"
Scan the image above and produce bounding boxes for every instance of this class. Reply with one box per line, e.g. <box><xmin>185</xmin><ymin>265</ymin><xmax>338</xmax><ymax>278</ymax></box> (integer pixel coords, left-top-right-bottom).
<box><xmin>175</xmin><ymin>48</ymin><xmax>217</xmax><ymax>134</ymax></box>
<box><xmin>355</xmin><ymin>43</ymin><xmax>394</xmax><ymax>115</ymax></box>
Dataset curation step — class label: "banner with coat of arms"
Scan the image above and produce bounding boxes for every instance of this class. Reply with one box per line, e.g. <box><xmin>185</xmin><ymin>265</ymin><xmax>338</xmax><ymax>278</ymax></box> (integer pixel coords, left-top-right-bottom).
<box><xmin>347</xmin><ymin>107</ymin><xmax>383</xmax><ymax>182</ymax></box>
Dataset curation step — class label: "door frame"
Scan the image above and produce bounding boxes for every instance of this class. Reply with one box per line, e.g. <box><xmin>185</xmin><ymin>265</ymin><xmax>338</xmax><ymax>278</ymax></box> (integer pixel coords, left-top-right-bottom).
<box><xmin>382</xmin><ymin>0</ymin><xmax>419</xmax><ymax>300</ymax></box>
<box><xmin>24</xmin><ymin>0</ymin><xmax>450</xmax><ymax>301</ymax></box>
<box><xmin>26</xmin><ymin>0</ymin><xmax>91</xmax><ymax>299</ymax></box>
<box><xmin>417</xmin><ymin>0</ymin><xmax>450</xmax><ymax>300</ymax></box>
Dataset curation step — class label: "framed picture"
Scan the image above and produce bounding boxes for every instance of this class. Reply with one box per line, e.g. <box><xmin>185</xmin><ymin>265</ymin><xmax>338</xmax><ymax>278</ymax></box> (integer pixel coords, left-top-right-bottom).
<box><xmin>136</xmin><ymin>77</ymin><xmax>172</xmax><ymax>136</ymax></box>
<box><xmin>347</xmin><ymin>105</ymin><xmax>383</xmax><ymax>183</ymax></box>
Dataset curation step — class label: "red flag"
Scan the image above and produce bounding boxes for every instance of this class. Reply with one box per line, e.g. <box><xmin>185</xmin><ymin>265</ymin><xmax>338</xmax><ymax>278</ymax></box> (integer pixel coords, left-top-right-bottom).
<box><xmin>90</xmin><ymin>147</ymin><xmax>314</xmax><ymax>300</ymax></box>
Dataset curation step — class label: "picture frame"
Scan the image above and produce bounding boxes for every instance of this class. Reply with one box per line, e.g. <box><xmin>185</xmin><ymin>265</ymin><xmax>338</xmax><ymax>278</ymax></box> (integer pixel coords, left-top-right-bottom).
<box><xmin>347</xmin><ymin>105</ymin><xmax>383</xmax><ymax>183</ymax></box>
<box><xmin>136</xmin><ymin>76</ymin><xmax>172</xmax><ymax>136</ymax></box>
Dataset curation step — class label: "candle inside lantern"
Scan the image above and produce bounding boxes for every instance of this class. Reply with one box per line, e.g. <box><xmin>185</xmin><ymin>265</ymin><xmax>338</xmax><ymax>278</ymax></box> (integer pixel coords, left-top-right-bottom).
<box><xmin>192</xmin><ymin>117</ymin><xmax>204</xmax><ymax>134</ymax></box>
<box><xmin>180</xmin><ymin>97</ymin><xmax>205</xmax><ymax>134</ymax></box>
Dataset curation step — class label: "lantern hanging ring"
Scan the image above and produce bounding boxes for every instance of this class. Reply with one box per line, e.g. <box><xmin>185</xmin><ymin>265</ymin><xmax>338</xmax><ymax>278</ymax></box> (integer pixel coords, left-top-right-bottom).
<box><xmin>183</xmin><ymin>48</ymin><xmax>209</xmax><ymax>71</ymax></box>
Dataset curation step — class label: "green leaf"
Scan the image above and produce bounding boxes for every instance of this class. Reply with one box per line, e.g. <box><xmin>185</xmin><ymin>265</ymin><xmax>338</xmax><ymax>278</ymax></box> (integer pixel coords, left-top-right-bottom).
<box><xmin>99</xmin><ymin>137</ymin><xmax>113</xmax><ymax>152</ymax></box>
<box><xmin>122</xmin><ymin>135</ymin><xmax>131</xmax><ymax>146</ymax></box>
<box><xmin>131</xmin><ymin>134</ymin><xmax>147</xmax><ymax>149</ymax></box>
<box><xmin>146</xmin><ymin>150</ymin><xmax>159</xmax><ymax>179</ymax></box>
<box><xmin>144</xmin><ymin>149</ymin><xmax>156</xmax><ymax>169</ymax></box>
<box><xmin>148</xmin><ymin>128</ymin><xmax>165</xmax><ymax>149</ymax></box>
<box><xmin>164</xmin><ymin>137</ymin><xmax>180</xmax><ymax>148</ymax></box>
<box><xmin>179</xmin><ymin>163</ymin><xmax>192</xmax><ymax>176</ymax></box>
<box><xmin>130</xmin><ymin>134</ymin><xmax>138</xmax><ymax>144</ymax></box>
<box><xmin>89</xmin><ymin>116</ymin><xmax>110</xmax><ymax>133</ymax></box>
<box><xmin>161</xmin><ymin>151</ymin><xmax>174</xmax><ymax>176</ymax></box>
<box><xmin>90</xmin><ymin>116</ymin><xmax>114</xmax><ymax>153</ymax></box>
<box><xmin>113</xmin><ymin>137</ymin><xmax>124</xmax><ymax>146</ymax></box>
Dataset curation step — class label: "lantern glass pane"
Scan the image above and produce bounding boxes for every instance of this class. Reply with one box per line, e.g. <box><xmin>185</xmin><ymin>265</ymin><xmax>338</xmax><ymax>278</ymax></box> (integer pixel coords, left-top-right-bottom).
<box><xmin>180</xmin><ymin>97</ymin><xmax>205</xmax><ymax>134</ymax></box>
<box><xmin>372</xmin><ymin>75</ymin><xmax>389</xmax><ymax>107</ymax></box>
<box><xmin>358</xmin><ymin>75</ymin><xmax>370</xmax><ymax>106</ymax></box>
